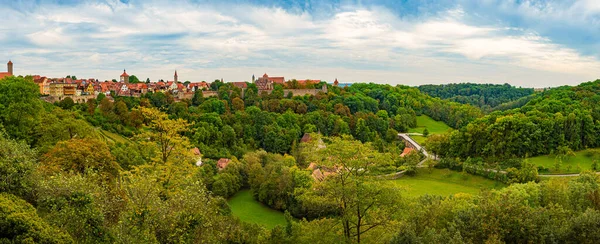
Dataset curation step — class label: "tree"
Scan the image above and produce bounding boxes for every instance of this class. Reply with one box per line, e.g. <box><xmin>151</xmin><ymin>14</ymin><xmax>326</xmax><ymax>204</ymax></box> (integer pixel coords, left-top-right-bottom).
<box><xmin>96</xmin><ymin>93</ymin><xmax>106</xmax><ymax>102</ymax></box>
<box><xmin>129</xmin><ymin>75</ymin><xmax>140</xmax><ymax>83</ymax></box>
<box><xmin>422</xmin><ymin>128</ymin><xmax>429</xmax><ymax>137</ymax></box>
<box><xmin>136</xmin><ymin>107</ymin><xmax>192</xmax><ymax>164</ymax></box>
<box><xmin>40</xmin><ymin>138</ymin><xmax>121</xmax><ymax>180</ymax></box>
<box><xmin>304</xmin><ymin>136</ymin><xmax>401</xmax><ymax>243</ymax></box>
<box><xmin>0</xmin><ymin>76</ymin><xmax>43</xmax><ymax>143</ymax></box>
<box><xmin>86</xmin><ymin>98</ymin><xmax>96</xmax><ymax>115</ymax></box>
<box><xmin>58</xmin><ymin>97</ymin><xmax>75</xmax><ymax>110</ymax></box>
<box><xmin>192</xmin><ymin>90</ymin><xmax>204</xmax><ymax>106</ymax></box>
<box><xmin>232</xmin><ymin>97</ymin><xmax>245</xmax><ymax>111</ymax></box>
<box><xmin>99</xmin><ymin>97</ymin><xmax>114</xmax><ymax>116</ymax></box>
<box><xmin>0</xmin><ymin>192</ymin><xmax>73</xmax><ymax>243</ymax></box>
<box><xmin>0</xmin><ymin>133</ymin><xmax>37</xmax><ymax>198</ymax></box>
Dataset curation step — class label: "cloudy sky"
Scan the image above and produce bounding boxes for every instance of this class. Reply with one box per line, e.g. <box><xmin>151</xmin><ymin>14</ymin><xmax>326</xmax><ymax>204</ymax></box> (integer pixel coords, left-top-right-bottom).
<box><xmin>1</xmin><ymin>0</ymin><xmax>599</xmax><ymax>87</ymax></box>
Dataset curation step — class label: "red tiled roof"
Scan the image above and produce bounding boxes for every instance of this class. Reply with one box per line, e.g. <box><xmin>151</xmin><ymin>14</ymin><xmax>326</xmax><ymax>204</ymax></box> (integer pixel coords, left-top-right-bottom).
<box><xmin>400</xmin><ymin>147</ymin><xmax>415</xmax><ymax>157</ymax></box>
<box><xmin>7</xmin><ymin>60</ymin><xmax>12</xmax><ymax>64</ymax></box>
<box><xmin>0</xmin><ymin>72</ymin><xmax>11</xmax><ymax>80</ymax></box>
<box><xmin>297</xmin><ymin>79</ymin><xmax>321</xmax><ymax>85</ymax></box>
<box><xmin>270</xmin><ymin>77</ymin><xmax>285</xmax><ymax>84</ymax></box>
<box><xmin>231</xmin><ymin>82</ymin><xmax>247</xmax><ymax>89</ymax></box>
<box><xmin>217</xmin><ymin>158</ymin><xmax>230</xmax><ymax>169</ymax></box>
<box><xmin>334</xmin><ymin>79</ymin><xmax>339</xmax><ymax>86</ymax></box>
<box><xmin>121</xmin><ymin>70</ymin><xmax>129</xmax><ymax>77</ymax></box>
<box><xmin>191</xmin><ymin>147</ymin><xmax>201</xmax><ymax>156</ymax></box>
<box><xmin>300</xmin><ymin>133</ymin><xmax>312</xmax><ymax>143</ymax></box>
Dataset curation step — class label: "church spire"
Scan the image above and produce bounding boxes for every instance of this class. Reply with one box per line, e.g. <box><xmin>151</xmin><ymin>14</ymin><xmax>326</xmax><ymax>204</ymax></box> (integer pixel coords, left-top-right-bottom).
<box><xmin>174</xmin><ymin>70</ymin><xmax>178</xmax><ymax>83</ymax></box>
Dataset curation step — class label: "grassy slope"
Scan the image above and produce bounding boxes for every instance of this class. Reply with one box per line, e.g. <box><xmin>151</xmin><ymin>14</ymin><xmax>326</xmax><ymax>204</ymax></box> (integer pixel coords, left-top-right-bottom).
<box><xmin>528</xmin><ymin>149</ymin><xmax>599</xmax><ymax>174</ymax></box>
<box><xmin>408</xmin><ymin>115</ymin><xmax>451</xmax><ymax>145</ymax></box>
<box><xmin>227</xmin><ymin>190</ymin><xmax>287</xmax><ymax>229</ymax></box>
<box><xmin>96</xmin><ymin>128</ymin><xmax>130</xmax><ymax>144</ymax></box>
<box><xmin>384</xmin><ymin>168</ymin><xmax>505</xmax><ymax>197</ymax></box>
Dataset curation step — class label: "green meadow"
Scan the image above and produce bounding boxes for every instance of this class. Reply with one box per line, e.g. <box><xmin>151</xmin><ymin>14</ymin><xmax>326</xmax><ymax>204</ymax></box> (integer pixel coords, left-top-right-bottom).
<box><xmin>527</xmin><ymin>148</ymin><xmax>600</xmax><ymax>174</ymax></box>
<box><xmin>384</xmin><ymin>168</ymin><xmax>505</xmax><ymax>197</ymax></box>
<box><xmin>227</xmin><ymin>190</ymin><xmax>287</xmax><ymax>229</ymax></box>
<box><xmin>408</xmin><ymin>115</ymin><xmax>452</xmax><ymax>145</ymax></box>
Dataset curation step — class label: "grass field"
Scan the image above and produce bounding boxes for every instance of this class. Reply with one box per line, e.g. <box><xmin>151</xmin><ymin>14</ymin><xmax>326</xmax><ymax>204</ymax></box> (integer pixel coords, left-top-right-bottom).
<box><xmin>408</xmin><ymin>115</ymin><xmax>451</xmax><ymax>145</ymax></box>
<box><xmin>384</xmin><ymin>168</ymin><xmax>505</xmax><ymax>197</ymax></box>
<box><xmin>528</xmin><ymin>149</ymin><xmax>599</xmax><ymax>174</ymax></box>
<box><xmin>227</xmin><ymin>190</ymin><xmax>287</xmax><ymax>229</ymax></box>
<box><xmin>96</xmin><ymin>128</ymin><xmax>130</xmax><ymax>144</ymax></box>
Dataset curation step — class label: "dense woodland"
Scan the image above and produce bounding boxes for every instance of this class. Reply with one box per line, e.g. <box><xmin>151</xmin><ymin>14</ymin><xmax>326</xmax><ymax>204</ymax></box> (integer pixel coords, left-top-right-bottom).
<box><xmin>2</xmin><ymin>75</ymin><xmax>600</xmax><ymax>243</ymax></box>
<box><xmin>419</xmin><ymin>83</ymin><xmax>534</xmax><ymax>111</ymax></box>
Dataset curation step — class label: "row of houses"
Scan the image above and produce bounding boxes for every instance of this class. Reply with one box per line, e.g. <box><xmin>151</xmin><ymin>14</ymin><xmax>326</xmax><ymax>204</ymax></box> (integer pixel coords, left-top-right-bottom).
<box><xmin>33</xmin><ymin>70</ymin><xmax>211</xmax><ymax>100</ymax></box>
<box><xmin>24</xmin><ymin>66</ymin><xmax>343</xmax><ymax>102</ymax></box>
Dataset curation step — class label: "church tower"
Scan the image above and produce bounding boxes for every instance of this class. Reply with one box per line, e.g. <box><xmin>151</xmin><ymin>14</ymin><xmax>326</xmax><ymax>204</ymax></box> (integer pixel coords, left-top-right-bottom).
<box><xmin>252</xmin><ymin>74</ymin><xmax>255</xmax><ymax>83</ymax></box>
<box><xmin>7</xmin><ymin>60</ymin><xmax>12</xmax><ymax>75</ymax></box>
<box><xmin>174</xmin><ymin>70</ymin><xmax>178</xmax><ymax>83</ymax></box>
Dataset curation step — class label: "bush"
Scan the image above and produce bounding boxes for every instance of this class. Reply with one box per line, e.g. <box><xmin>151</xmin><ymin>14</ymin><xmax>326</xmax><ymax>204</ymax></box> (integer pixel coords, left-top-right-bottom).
<box><xmin>0</xmin><ymin>193</ymin><xmax>73</xmax><ymax>243</ymax></box>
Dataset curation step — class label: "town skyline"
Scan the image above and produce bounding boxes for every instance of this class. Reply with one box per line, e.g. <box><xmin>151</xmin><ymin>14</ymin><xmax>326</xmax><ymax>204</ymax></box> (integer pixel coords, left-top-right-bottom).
<box><xmin>2</xmin><ymin>0</ymin><xmax>599</xmax><ymax>87</ymax></box>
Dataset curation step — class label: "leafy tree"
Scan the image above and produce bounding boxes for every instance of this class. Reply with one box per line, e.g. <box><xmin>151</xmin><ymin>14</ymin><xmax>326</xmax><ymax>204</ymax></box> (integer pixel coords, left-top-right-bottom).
<box><xmin>40</xmin><ymin>138</ymin><xmax>121</xmax><ymax>181</ymax></box>
<box><xmin>129</xmin><ymin>75</ymin><xmax>140</xmax><ymax>83</ymax></box>
<box><xmin>136</xmin><ymin>107</ymin><xmax>192</xmax><ymax>164</ymax></box>
<box><xmin>0</xmin><ymin>133</ymin><xmax>37</xmax><ymax>198</ymax></box>
<box><xmin>0</xmin><ymin>76</ymin><xmax>43</xmax><ymax>143</ymax></box>
<box><xmin>192</xmin><ymin>90</ymin><xmax>204</xmax><ymax>106</ymax></box>
<box><xmin>86</xmin><ymin>98</ymin><xmax>96</xmax><ymax>115</ymax></box>
<box><xmin>0</xmin><ymin>192</ymin><xmax>73</xmax><ymax>243</ymax></box>
<box><xmin>58</xmin><ymin>97</ymin><xmax>75</xmax><ymax>110</ymax></box>
<box><xmin>304</xmin><ymin>136</ymin><xmax>401</xmax><ymax>243</ymax></box>
<box><xmin>422</xmin><ymin>128</ymin><xmax>429</xmax><ymax>137</ymax></box>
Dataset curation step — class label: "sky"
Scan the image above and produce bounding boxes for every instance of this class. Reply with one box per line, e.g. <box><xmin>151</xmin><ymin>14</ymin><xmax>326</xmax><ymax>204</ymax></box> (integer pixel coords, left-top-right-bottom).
<box><xmin>1</xmin><ymin>0</ymin><xmax>599</xmax><ymax>87</ymax></box>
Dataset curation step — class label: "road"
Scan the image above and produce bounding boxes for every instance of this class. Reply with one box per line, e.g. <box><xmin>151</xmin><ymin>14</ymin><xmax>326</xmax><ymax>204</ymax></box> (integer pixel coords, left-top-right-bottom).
<box><xmin>398</xmin><ymin>133</ymin><xmax>434</xmax><ymax>167</ymax></box>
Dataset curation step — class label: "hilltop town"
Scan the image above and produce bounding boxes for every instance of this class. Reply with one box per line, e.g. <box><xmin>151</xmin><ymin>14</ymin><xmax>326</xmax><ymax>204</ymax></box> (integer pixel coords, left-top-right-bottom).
<box><xmin>2</xmin><ymin>61</ymin><xmax>344</xmax><ymax>103</ymax></box>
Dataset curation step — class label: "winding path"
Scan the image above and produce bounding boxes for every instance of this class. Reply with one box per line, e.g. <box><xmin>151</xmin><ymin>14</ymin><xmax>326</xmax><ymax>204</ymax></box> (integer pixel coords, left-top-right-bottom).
<box><xmin>398</xmin><ymin>133</ymin><xmax>435</xmax><ymax>167</ymax></box>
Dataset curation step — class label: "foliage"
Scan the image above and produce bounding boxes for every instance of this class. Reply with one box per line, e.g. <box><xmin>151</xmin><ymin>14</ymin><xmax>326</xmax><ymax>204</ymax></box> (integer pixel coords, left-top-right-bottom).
<box><xmin>40</xmin><ymin>138</ymin><xmax>121</xmax><ymax>181</ymax></box>
<box><xmin>0</xmin><ymin>133</ymin><xmax>38</xmax><ymax>199</ymax></box>
<box><xmin>419</xmin><ymin>83</ymin><xmax>534</xmax><ymax>110</ymax></box>
<box><xmin>136</xmin><ymin>107</ymin><xmax>193</xmax><ymax>164</ymax></box>
<box><xmin>0</xmin><ymin>192</ymin><xmax>73</xmax><ymax>243</ymax></box>
<box><xmin>0</xmin><ymin>76</ymin><xmax>43</xmax><ymax>143</ymax></box>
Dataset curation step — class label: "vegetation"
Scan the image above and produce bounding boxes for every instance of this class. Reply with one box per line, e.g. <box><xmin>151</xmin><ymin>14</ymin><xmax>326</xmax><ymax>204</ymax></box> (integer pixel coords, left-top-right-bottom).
<box><xmin>529</xmin><ymin>148</ymin><xmax>600</xmax><ymax>174</ymax></box>
<box><xmin>429</xmin><ymin>80</ymin><xmax>600</xmax><ymax>162</ymax></box>
<box><xmin>227</xmin><ymin>190</ymin><xmax>287</xmax><ymax>229</ymax></box>
<box><xmin>408</xmin><ymin>115</ymin><xmax>451</xmax><ymax>145</ymax></box>
<box><xmin>419</xmin><ymin>83</ymin><xmax>534</xmax><ymax>111</ymax></box>
<box><xmin>3</xmin><ymin>75</ymin><xmax>600</xmax><ymax>243</ymax></box>
<box><xmin>384</xmin><ymin>168</ymin><xmax>505</xmax><ymax>197</ymax></box>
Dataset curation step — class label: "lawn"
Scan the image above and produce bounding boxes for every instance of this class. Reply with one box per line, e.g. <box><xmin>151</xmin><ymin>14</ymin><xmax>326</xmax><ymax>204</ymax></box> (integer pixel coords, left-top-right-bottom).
<box><xmin>384</xmin><ymin>168</ymin><xmax>505</xmax><ymax>197</ymax></box>
<box><xmin>227</xmin><ymin>190</ymin><xmax>287</xmax><ymax>229</ymax></box>
<box><xmin>408</xmin><ymin>115</ymin><xmax>451</xmax><ymax>146</ymax></box>
<box><xmin>527</xmin><ymin>148</ymin><xmax>599</xmax><ymax>174</ymax></box>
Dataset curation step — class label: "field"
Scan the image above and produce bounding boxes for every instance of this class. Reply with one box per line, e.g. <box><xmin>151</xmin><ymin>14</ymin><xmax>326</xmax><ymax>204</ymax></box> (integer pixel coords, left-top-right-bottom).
<box><xmin>528</xmin><ymin>149</ymin><xmax>599</xmax><ymax>174</ymax></box>
<box><xmin>227</xmin><ymin>190</ymin><xmax>287</xmax><ymax>229</ymax></box>
<box><xmin>96</xmin><ymin>128</ymin><xmax>130</xmax><ymax>144</ymax></box>
<box><xmin>408</xmin><ymin>115</ymin><xmax>451</xmax><ymax>145</ymax></box>
<box><xmin>384</xmin><ymin>168</ymin><xmax>505</xmax><ymax>197</ymax></box>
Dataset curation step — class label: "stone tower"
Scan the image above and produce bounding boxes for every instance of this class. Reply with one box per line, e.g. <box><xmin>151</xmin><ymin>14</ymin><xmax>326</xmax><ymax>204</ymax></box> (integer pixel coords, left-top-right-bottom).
<box><xmin>7</xmin><ymin>60</ymin><xmax>12</xmax><ymax>75</ymax></box>
<box><xmin>252</xmin><ymin>74</ymin><xmax>255</xmax><ymax>83</ymax></box>
<box><xmin>174</xmin><ymin>70</ymin><xmax>178</xmax><ymax>83</ymax></box>
<box><xmin>120</xmin><ymin>69</ymin><xmax>130</xmax><ymax>83</ymax></box>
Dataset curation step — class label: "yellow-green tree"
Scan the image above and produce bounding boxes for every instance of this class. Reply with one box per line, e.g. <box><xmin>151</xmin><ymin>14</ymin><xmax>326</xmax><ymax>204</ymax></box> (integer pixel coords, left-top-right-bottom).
<box><xmin>304</xmin><ymin>136</ymin><xmax>401</xmax><ymax>243</ymax></box>
<box><xmin>136</xmin><ymin>107</ymin><xmax>193</xmax><ymax>165</ymax></box>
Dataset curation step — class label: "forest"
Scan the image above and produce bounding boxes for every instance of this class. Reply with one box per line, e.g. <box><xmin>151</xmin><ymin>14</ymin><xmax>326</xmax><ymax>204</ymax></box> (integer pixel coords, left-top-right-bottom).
<box><xmin>2</xmin><ymin>75</ymin><xmax>600</xmax><ymax>243</ymax></box>
<box><xmin>418</xmin><ymin>83</ymin><xmax>535</xmax><ymax>112</ymax></box>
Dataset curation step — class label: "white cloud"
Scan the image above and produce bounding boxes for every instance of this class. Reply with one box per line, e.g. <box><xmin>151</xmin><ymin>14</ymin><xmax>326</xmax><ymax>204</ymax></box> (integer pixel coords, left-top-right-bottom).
<box><xmin>0</xmin><ymin>0</ymin><xmax>599</xmax><ymax>87</ymax></box>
